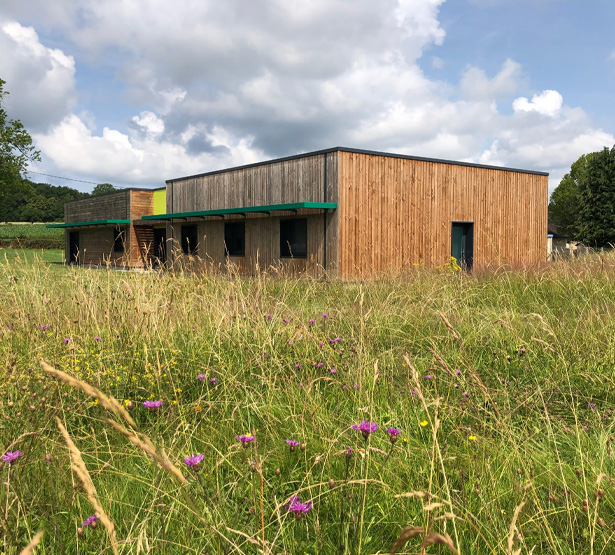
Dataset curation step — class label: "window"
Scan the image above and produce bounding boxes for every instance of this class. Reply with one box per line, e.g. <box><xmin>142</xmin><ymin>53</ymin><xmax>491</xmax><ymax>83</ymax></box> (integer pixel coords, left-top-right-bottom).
<box><xmin>224</xmin><ymin>221</ymin><xmax>245</xmax><ymax>257</ymax></box>
<box><xmin>280</xmin><ymin>218</ymin><xmax>307</xmax><ymax>258</ymax></box>
<box><xmin>113</xmin><ymin>228</ymin><xmax>125</xmax><ymax>253</ymax></box>
<box><xmin>181</xmin><ymin>224</ymin><xmax>198</xmax><ymax>255</ymax></box>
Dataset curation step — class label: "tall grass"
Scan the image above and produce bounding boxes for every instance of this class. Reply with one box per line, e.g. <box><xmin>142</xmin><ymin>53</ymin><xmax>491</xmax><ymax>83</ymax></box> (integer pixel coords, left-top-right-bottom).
<box><xmin>2</xmin><ymin>253</ymin><xmax>615</xmax><ymax>553</ymax></box>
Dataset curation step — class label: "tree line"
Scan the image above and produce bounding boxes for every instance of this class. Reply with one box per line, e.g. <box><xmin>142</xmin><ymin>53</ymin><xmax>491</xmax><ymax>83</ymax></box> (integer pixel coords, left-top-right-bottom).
<box><xmin>549</xmin><ymin>145</ymin><xmax>615</xmax><ymax>247</ymax></box>
<box><xmin>1</xmin><ymin>78</ymin><xmax>116</xmax><ymax>223</ymax></box>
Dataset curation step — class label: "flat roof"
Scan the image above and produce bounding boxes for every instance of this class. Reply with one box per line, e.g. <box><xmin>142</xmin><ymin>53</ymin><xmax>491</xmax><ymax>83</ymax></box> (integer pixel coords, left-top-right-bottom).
<box><xmin>142</xmin><ymin>202</ymin><xmax>337</xmax><ymax>221</ymax></box>
<box><xmin>64</xmin><ymin>187</ymin><xmax>165</xmax><ymax>204</ymax></box>
<box><xmin>47</xmin><ymin>219</ymin><xmax>130</xmax><ymax>228</ymax></box>
<box><xmin>166</xmin><ymin>146</ymin><xmax>549</xmax><ymax>183</ymax></box>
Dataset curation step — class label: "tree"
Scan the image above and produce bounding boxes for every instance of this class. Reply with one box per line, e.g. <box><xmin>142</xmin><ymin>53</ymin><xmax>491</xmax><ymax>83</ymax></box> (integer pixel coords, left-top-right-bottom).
<box><xmin>0</xmin><ymin>78</ymin><xmax>41</xmax><ymax>222</ymax></box>
<box><xmin>548</xmin><ymin>153</ymin><xmax>592</xmax><ymax>238</ymax></box>
<box><xmin>92</xmin><ymin>183</ymin><xmax>116</xmax><ymax>195</ymax></box>
<box><xmin>576</xmin><ymin>145</ymin><xmax>615</xmax><ymax>247</ymax></box>
<box><xmin>549</xmin><ymin>147</ymin><xmax>615</xmax><ymax>246</ymax></box>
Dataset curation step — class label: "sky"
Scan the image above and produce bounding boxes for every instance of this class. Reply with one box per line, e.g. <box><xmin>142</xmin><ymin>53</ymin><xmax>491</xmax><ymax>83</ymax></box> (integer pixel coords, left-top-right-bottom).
<box><xmin>1</xmin><ymin>0</ymin><xmax>613</xmax><ymax>195</ymax></box>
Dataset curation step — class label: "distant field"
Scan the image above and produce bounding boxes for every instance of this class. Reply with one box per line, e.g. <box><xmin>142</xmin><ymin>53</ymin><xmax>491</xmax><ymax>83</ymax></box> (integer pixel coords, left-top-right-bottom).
<box><xmin>0</xmin><ymin>223</ymin><xmax>63</xmax><ymax>248</ymax></box>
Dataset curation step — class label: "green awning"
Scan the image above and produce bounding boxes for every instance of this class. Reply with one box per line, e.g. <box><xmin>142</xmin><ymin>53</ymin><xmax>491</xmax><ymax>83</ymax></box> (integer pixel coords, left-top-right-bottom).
<box><xmin>46</xmin><ymin>219</ymin><xmax>130</xmax><ymax>228</ymax></box>
<box><xmin>141</xmin><ymin>202</ymin><xmax>337</xmax><ymax>221</ymax></box>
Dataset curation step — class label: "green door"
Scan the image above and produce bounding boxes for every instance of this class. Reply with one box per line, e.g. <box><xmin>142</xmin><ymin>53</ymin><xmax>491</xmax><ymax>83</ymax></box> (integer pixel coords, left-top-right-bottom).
<box><xmin>451</xmin><ymin>222</ymin><xmax>474</xmax><ymax>270</ymax></box>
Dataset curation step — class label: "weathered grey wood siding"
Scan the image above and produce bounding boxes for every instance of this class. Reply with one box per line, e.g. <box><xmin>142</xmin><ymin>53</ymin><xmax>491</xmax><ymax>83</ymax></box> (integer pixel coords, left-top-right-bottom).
<box><xmin>64</xmin><ymin>191</ymin><xmax>130</xmax><ymax>223</ymax></box>
<box><xmin>167</xmin><ymin>152</ymin><xmax>339</xmax><ymax>275</ymax></box>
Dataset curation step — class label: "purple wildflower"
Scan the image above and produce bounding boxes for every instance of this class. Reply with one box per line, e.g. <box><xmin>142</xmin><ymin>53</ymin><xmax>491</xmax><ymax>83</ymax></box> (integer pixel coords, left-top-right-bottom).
<box><xmin>318</xmin><ymin>342</ymin><xmax>324</xmax><ymax>347</ymax></box>
<box><xmin>39</xmin><ymin>324</ymin><xmax>50</xmax><ymax>331</ymax></box>
<box><xmin>184</xmin><ymin>453</ymin><xmax>204</xmax><ymax>467</ymax></box>
<box><xmin>316</xmin><ymin>362</ymin><xmax>324</xmax><ymax>368</ymax></box>
<box><xmin>286</xmin><ymin>496</ymin><xmax>312</xmax><ymax>518</ymax></box>
<box><xmin>2</xmin><ymin>451</ymin><xmax>23</xmax><ymax>464</ymax></box>
<box><xmin>410</xmin><ymin>390</ymin><xmax>417</xmax><ymax>395</ymax></box>
<box><xmin>352</xmin><ymin>420</ymin><xmax>378</xmax><ymax>439</ymax></box>
<box><xmin>143</xmin><ymin>400</ymin><xmax>163</xmax><ymax>409</ymax></box>
<box><xmin>94</xmin><ymin>336</ymin><xmax>101</xmax><ymax>341</ymax></box>
<box><xmin>353</xmin><ymin>384</ymin><xmax>360</xmax><ymax>390</ymax></box>
<box><xmin>236</xmin><ymin>434</ymin><xmax>255</xmax><ymax>447</ymax></box>
<box><xmin>309</xmin><ymin>319</ymin><xmax>315</xmax><ymax>325</ymax></box>
<box><xmin>322</xmin><ymin>313</ymin><xmax>328</xmax><ymax>319</ymax></box>
<box><xmin>387</xmin><ymin>427</ymin><xmax>401</xmax><ymax>444</ymax></box>
<box><xmin>63</xmin><ymin>338</ymin><xmax>70</xmax><ymax>344</ymax></box>
<box><xmin>191</xmin><ymin>325</ymin><xmax>197</xmax><ymax>330</ymax></box>
<box><xmin>285</xmin><ymin>440</ymin><xmax>301</xmax><ymax>452</ymax></box>
<box><xmin>589</xmin><ymin>402</ymin><xmax>597</xmax><ymax>411</ymax></box>
<box><xmin>330</xmin><ymin>368</ymin><xmax>337</xmax><ymax>374</ymax></box>
<box><xmin>210</xmin><ymin>377</ymin><xmax>217</xmax><ymax>385</ymax></box>
<box><xmin>197</xmin><ymin>374</ymin><xmax>207</xmax><ymax>380</ymax></box>
<box><xmin>520</xmin><ymin>347</ymin><xmax>526</xmax><ymax>355</ymax></box>
<box><xmin>283</xmin><ymin>318</ymin><xmax>290</xmax><ymax>324</ymax></box>
<box><xmin>424</xmin><ymin>375</ymin><xmax>434</xmax><ymax>380</ymax></box>
<box><xmin>455</xmin><ymin>370</ymin><xmax>461</xmax><ymax>375</ymax></box>
<box><xmin>81</xmin><ymin>514</ymin><xmax>98</xmax><ymax>527</ymax></box>
<box><xmin>266</xmin><ymin>314</ymin><xmax>272</xmax><ymax>320</ymax></box>
<box><xmin>295</xmin><ymin>364</ymin><xmax>301</xmax><ymax>369</ymax></box>
<box><xmin>346</xmin><ymin>447</ymin><xmax>353</xmax><ymax>458</ymax></box>
<box><xmin>287</xmin><ymin>340</ymin><xmax>294</xmax><ymax>345</ymax></box>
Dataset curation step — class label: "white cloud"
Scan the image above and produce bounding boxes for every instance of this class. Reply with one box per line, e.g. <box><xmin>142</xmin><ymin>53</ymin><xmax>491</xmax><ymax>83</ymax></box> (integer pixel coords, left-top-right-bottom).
<box><xmin>512</xmin><ymin>89</ymin><xmax>563</xmax><ymax>117</ymax></box>
<box><xmin>0</xmin><ymin>21</ymin><xmax>76</xmax><ymax>132</ymax></box>
<box><xmin>460</xmin><ymin>59</ymin><xmax>523</xmax><ymax>101</ymax></box>
<box><xmin>432</xmin><ymin>56</ymin><xmax>444</xmax><ymax>69</ymax></box>
<box><xmin>609</xmin><ymin>50</ymin><xmax>615</xmax><ymax>69</ymax></box>
<box><xmin>0</xmin><ymin>1</ymin><xmax>611</xmax><ymax>197</ymax></box>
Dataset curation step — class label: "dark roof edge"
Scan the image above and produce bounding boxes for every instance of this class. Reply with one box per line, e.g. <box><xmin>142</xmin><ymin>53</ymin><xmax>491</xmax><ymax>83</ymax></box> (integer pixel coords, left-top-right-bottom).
<box><xmin>63</xmin><ymin>186</ymin><xmax>165</xmax><ymax>205</ymax></box>
<box><xmin>166</xmin><ymin>146</ymin><xmax>549</xmax><ymax>183</ymax></box>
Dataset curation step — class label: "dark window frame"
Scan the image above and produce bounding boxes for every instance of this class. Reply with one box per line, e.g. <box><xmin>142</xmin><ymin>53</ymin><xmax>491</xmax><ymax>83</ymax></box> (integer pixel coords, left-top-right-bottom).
<box><xmin>181</xmin><ymin>224</ymin><xmax>198</xmax><ymax>255</ymax></box>
<box><xmin>113</xmin><ymin>227</ymin><xmax>125</xmax><ymax>253</ymax></box>
<box><xmin>280</xmin><ymin>218</ymin><xmax>308</xmax><ymax>259</ymax></box>
<box><xmin>224</xmin><ymin>221</ymin><xmax>246</xmax><ymax>257</ymax></box>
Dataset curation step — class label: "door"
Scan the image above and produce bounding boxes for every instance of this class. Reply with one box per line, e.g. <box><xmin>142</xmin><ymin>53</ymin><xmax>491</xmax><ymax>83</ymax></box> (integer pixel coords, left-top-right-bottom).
<box><xmin>153</xmin><ymin>228</ymin><xmax>166</xmax><ymax>264</ymax></box>
<box><xmin>451</xmin><ymin>222</ymin><xmax>473</xmax><ymax>270</ymax></box>
<box><xmin>69</xmin><ymin>231</ymin><xmax>79</xmax><ymax>264</ymax></box>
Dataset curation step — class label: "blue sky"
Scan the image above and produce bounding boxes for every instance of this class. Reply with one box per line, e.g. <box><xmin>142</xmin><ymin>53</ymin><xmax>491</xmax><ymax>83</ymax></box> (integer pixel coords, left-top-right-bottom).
<box><xmin>1</xmin><ymin>0</ymin><xmax>613</xmax><ymax>194</ymax></box>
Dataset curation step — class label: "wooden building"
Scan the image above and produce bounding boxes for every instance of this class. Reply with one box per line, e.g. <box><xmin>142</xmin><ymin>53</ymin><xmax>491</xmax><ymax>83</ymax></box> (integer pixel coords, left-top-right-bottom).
<box><xmin>49</xmin><ymin>188</ymin><xmax>166</xmax><ymax>268</ymax></box>
<box><xmin>52</xmin><ymin>147</ymin><xmax>548</xmax><ymax>276</ymax></box>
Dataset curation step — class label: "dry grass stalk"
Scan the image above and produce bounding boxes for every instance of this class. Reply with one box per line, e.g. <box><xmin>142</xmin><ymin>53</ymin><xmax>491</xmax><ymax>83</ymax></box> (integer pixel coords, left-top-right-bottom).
<box><xmin>437</xmin><ymin>310</ymin><xmax>461</xmax><ymax>341</ymax></box>
<box><xmin>18</xmin><ymin>530</ymin><xmax>44</xmax><ymax>555</ymax></box>
<box><xmin>428</xmin><ymin>348</ymin><xmax>456</xmax><ymax>377</ymax></box>
<box><xmin>390</xmin><ymin>525</ymin><xmax>459</xmax><ymax>555</ymax></box>
<box><xmin>56</xmin><ymin>418</ymin><xmax>119</xmax><ymax>555</ymax></box>
<box><xmin>40</xmin><ymin>360</ymin><xmax>136</xmax><ymax>429</ymax></box>
<box><xmin>507</xmin><ymin>501</ymin><xmax>526</xmax><ymax>555</ymax></box>
<box><xmin>103</xmin><ymin>418</ymin><xmax>187</xmax><ymax>485</ymax></box>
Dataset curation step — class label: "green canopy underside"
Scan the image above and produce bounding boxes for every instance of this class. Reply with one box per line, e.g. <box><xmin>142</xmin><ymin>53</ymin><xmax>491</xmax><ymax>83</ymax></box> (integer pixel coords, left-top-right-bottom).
<box><xmin>142</xmin><ymin>202</ymin><xmax>337</xmax><ymax>221</ymax></box>
<box><xmin>46</xmin><ymin>219</ymin><xmax>130</xmax><ymax>228</ymax></box>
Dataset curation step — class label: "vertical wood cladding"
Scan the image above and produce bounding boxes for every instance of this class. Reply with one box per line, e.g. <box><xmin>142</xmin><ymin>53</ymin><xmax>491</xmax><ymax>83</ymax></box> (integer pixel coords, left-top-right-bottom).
<box><xmin>167</xmin><ymin>152</ymin><xmax>339</xmax><ymax>275</ymax></box>
<box><xmin>63</xmin><ymin>190</ymin><xmax>155</xmax><ymax>268</ymax></box>
<box><xmin>128</xmin><ymin>190</ymin><xmax>154</xmax><ymax>267</ymax></box>
<box><xmin>64</xmin><ymin>191</ymin><xmax>130</xmax><ymax>222</ymax></box>
<box><xmin>337</xmin><ymin>151</ymin><xmax>548</xmax><ymax>279</ymax></box>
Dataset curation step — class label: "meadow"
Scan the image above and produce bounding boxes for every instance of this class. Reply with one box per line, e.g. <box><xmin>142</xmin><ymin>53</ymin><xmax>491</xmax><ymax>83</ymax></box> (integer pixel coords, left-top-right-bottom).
<box><xmin>2</xmin><ymin>252</ymin><xmax>615</xmax><ymax>554</ymax></box>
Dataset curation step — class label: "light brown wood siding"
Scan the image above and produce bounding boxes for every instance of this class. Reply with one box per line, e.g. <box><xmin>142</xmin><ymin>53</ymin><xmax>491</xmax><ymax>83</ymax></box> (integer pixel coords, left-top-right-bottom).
<box><xmin>167</xmin><ymin>152</ymin><xmax>339</xmax><ymax>275</ymax></box>
<box><xmin>66</xmin><ymin>227</ymin><xmax>128</xmax><ymax>266</ymax></box>
<box><xmin>337</xmin><ymin>151</ymin><xmax>548</xmax><ymax>279</ymax></box>
<box><xmin>128</xmin><ymin>190</ymin><xmax>155</xmax><ymax>267</ymax></box>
